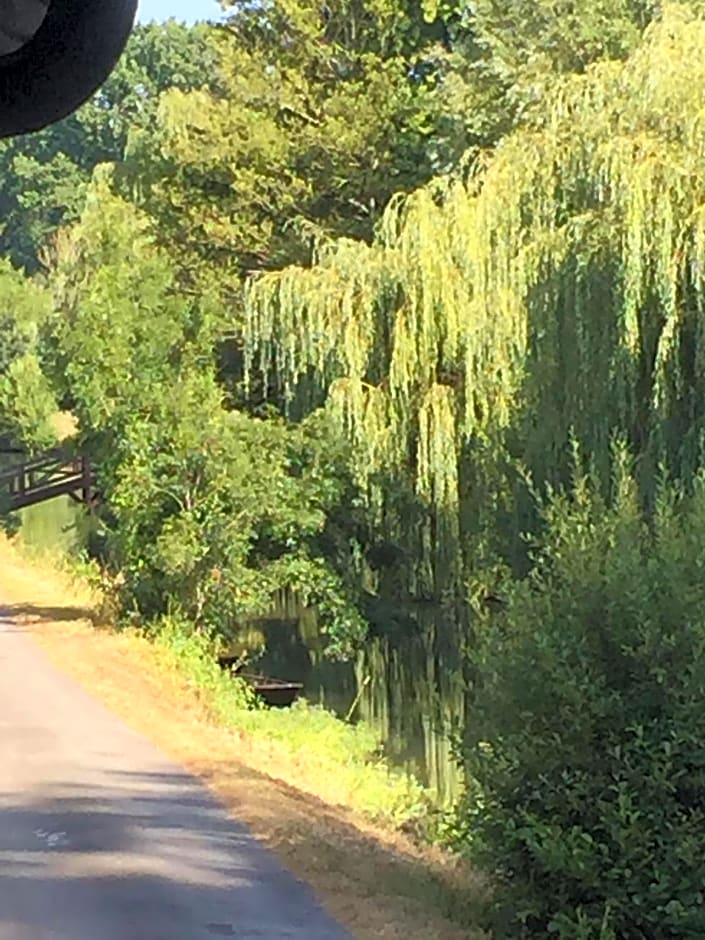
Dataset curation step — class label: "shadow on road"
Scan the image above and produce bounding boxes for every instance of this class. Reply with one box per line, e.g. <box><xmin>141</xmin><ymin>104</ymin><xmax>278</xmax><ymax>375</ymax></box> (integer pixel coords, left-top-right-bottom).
<box><xmin>0</xmin><ymin>768</ymin><xmax>350</xmax><ymax>940</ymax></box>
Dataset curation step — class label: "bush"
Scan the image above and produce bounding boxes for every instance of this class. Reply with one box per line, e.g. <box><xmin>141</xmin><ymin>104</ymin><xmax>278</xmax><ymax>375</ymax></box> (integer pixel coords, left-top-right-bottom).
<box><xmin>458</xmin><ymin>455</ymin><xmax>705</xmax><ymax>937</ymax></box>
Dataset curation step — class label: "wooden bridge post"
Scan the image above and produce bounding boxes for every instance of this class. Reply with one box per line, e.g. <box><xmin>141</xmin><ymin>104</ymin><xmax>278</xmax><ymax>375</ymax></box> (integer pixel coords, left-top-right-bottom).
<box><xmin>81</xmin><ymin>456</ymin><xmax>93</xmax><ymax>506</ymax></box>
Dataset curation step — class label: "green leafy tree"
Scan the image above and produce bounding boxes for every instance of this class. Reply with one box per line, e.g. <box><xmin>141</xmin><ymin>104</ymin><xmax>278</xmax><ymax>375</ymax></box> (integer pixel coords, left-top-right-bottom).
<box><xmin>463</xmin><ymin>0</ymin><xmax>658</xmax><ymax>140</ymax></box>
<box><xmin>241</xmin><ymin>2</ymin><xmax>705</xmax><ymax>615</ymax></box>
<box><xmin>0</xmin><ymin>260</ymin><xmax>56</xmax><ymax>450</ymax></box>
<box><xmin>107</xmin><ymin>373</ymin><xmax>365</xmax><ymax>655</ymax></box>
<box><xmin>141</xmin><ymin>0</ymin><xmax>473</xmax><ymax>281</ymax></box>
<box><xmin>46</xmin><ymin>179</ymin><xmax>366</xmax><ymax>656</ymax></box>
<box><xmin>46</xmin><ymin>171</ymin><xmax>215</xmax><ymax>441</ymax></box>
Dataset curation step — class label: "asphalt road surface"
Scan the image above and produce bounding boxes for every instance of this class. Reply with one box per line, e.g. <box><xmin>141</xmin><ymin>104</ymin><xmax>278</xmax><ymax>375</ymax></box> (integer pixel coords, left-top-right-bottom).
<box><xmin>0</xmin><ymin>613</ymin><xmax>351</xmax><ymax>939</ymax></box>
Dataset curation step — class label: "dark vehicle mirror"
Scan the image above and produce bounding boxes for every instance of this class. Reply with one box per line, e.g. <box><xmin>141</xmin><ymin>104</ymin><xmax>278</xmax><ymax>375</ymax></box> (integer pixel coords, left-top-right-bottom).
<box><xmin>0</xmin><ymin>0</ymin><xmax>137</xmax><ymax>138</ymax></box>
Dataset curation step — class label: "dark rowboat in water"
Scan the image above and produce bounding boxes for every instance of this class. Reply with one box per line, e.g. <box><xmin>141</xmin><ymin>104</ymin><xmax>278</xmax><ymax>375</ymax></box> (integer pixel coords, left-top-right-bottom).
<box><xmin>217</xmin><ymin>656</ymin><xmax>303</xmax><ymax>708</ymax></box>
<box><xmin>239</xmin><ymin>674</ymin><xmax>303</xmax><ymax>708</ymax></box>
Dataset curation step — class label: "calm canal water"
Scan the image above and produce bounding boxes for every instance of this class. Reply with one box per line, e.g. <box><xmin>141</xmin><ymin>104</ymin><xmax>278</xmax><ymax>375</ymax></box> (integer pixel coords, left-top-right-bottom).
<box><xmin>254</xmin><ymin>605</ymin><xmax>467</xmax><ymax>804</ymax></box>
<box><xmin>20</xmin><ymin>494</ymin><xmax>89</xmax><ymax>556</ymax></box>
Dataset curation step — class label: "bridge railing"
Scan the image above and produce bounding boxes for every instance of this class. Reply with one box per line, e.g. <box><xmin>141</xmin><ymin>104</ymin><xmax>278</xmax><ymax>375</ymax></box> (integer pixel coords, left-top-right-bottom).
<box><xmin>0</xmin><ymin>448</ymin><xmax>95</xmax><ymax>511</ymax></box>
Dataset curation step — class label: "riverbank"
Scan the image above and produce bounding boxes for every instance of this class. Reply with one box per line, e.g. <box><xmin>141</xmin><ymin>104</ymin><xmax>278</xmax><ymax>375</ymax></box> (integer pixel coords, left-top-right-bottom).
<box><xmin>0</xmin><ymin>534</ymin><xmax>487</xmax><ymax>939</ymax></box>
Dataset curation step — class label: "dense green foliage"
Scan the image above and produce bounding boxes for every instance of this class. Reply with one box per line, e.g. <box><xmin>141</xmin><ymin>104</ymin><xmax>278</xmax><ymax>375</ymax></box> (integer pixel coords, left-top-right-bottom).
<box><xmin>462</xmin><ymin>454</ymin><xmax>705</xmax><ymax>936</ymax></box>
<box><xmin>140</xmin><ymin>0</ymin><xmax>474</xmax><ymax>284</ymax></box>
<box><xmin>44</xmin><ymin>182</ymin><xmax>366</xmax><ymax>655</ymax></box>
<box><xmin>236</xmin><ymin>2</ymin><xmax>705</xmax><ymax>932</ymax></box>
<box><xmin>7</xmin><ymin>2</ymin><xmax>705</xmax><ymax>934</ymax></box>
<box><xmin>0</xmin><ymin>261</ymin><xmax>56</xmax><ymax>450</ymax></box>
<box><xmin>242</xmin><ymin>3</ymin><xmax>705</xmax><ymax>665</ymax></box>
<box><xmin>0</xmin><ymin>21</ymin><xmax>212</xmax><ymax>272</ymax></box>
<box><xmin>466</xmin><ymin>0</ymin><xmax>658</xmax><ymax>138</ymax></box>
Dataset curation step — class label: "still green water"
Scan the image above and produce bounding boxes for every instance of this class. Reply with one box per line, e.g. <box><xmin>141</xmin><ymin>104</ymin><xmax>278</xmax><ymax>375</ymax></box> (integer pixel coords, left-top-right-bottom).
<box><xmin>23</xmin><ymin>498</ymin><xmax>465</xmax><ymax>803</ymax></box>
<box><xmin>256</xmin><ymin>611</ymin><xmax>466</xmax><ymax>804</ymax></box>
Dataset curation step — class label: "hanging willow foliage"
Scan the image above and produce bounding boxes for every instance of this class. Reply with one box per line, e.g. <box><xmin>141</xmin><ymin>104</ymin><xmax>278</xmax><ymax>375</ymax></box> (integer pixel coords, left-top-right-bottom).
<box><xmin>243</xmin><ymin>3</ymin><xmax>705</xmax><ymax>592</ymax></box>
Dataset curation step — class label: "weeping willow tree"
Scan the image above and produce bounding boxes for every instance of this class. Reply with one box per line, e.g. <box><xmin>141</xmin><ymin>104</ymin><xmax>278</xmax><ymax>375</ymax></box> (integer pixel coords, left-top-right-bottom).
<box><xmin>243</xmin><ymin>3</ymin><xmax>705</xmax><ymax>609</ymax></box>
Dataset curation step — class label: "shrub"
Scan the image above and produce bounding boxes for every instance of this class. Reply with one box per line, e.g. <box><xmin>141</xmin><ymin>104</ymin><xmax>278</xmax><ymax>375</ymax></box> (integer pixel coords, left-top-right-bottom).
<box><xmin>458</xmin><ymin>454</ymin><xmax>705</xmax><ymax>937</ymax></box>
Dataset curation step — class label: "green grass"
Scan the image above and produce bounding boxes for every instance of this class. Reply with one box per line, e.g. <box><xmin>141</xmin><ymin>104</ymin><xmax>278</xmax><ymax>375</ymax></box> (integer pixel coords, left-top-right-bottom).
<box><xmin>153</xmin><ymin>614</ymin><xmax>435</xmax><ymax>829</ymax></box>
<box><xmin>235</xmin><ymin>699</ymin><xmax>433</xmax><ymax>825</ymax></box>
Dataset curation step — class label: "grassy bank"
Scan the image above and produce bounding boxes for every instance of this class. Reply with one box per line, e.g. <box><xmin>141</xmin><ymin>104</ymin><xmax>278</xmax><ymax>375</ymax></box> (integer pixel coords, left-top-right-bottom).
<box><xmin>0</xmin><ymin>534</ymin><xmax>487</xmax><ymax>939</ymax></box>
<box><xmin>152</xmin><ymin>614</ymin><xmax>434</xmax><ymax>830</ymax></box>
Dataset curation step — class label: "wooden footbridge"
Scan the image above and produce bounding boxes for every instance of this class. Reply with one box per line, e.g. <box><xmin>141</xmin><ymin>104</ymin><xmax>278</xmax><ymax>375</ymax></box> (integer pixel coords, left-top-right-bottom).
<box><xmin>0</xmin><ymin>447</ymin><xmax>96</xmax><ymax>512</ymax></box>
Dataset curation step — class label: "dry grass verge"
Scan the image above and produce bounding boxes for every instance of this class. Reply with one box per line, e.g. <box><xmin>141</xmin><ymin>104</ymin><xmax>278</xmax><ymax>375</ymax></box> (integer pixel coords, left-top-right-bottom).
<box><xmin>0</xmin><ymin>535</ymin><xmax>488</xmax><ymax>939</ymax></box>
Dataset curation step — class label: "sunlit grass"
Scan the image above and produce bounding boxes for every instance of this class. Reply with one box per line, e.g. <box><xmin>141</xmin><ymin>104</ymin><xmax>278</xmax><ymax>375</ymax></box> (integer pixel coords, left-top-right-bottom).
<box><xmin>154</xmin><ymin>614</ymin><xmax>434</xmax><ymax>828</ymax></box>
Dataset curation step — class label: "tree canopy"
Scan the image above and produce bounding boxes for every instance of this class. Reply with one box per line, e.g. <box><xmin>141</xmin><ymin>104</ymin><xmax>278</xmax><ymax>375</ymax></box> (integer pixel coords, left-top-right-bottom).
<box><xmin>242</xmin><ymin>2</ymin><xmax>705</xmax><ymax>594</ymax></box>
<box><xmin>139</xmin><ymin>0</ymin><xmax>474</xmax><ymax>283</ymax></box>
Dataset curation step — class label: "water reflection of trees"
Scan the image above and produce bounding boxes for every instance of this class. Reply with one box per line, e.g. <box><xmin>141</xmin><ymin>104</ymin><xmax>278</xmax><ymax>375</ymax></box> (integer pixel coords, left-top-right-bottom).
<box><xmin>251</xmin><ymin>591</ymin><xmax>466</xmax><ymax>803</ymax></box>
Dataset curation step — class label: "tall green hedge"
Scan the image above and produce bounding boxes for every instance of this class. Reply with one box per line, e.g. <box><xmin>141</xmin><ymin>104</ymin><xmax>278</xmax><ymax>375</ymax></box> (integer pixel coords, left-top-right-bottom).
<box><xmin>460</xmin><ymin>452</ymin><xmax>705</xmax><ymax>937</ymax></box>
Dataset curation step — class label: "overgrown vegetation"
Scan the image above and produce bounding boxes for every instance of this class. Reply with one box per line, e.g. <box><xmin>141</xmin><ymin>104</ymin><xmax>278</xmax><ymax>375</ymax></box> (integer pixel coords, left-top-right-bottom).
<box><xmin>7</xmin><ymin>0</ymin><xmax>705</xmax><ymax>934</ymax></box>
<box><xmin>459</xmin><ymin>449</ymin><xmax>705</xmax><ymax>936</ymax></box>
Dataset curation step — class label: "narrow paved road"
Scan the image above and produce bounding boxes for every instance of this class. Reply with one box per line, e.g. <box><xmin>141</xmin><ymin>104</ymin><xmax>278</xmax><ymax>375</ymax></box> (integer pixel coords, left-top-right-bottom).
<box><xmin>0</xmin><ymin>614</ymin><xmax>350</xmax><ymax>939</ymax></box>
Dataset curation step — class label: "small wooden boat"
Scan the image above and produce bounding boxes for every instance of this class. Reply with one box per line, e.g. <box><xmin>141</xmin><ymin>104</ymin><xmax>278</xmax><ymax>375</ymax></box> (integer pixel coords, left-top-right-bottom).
<box><xmin>217</xmin><ymin>656</ymin><xmax>303</xmax><ymax>707</ymax></box>
<box><xmin>240</xmin><ymin>673</ymin><xmax>303</xmax><ymax>708</ymax></box>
